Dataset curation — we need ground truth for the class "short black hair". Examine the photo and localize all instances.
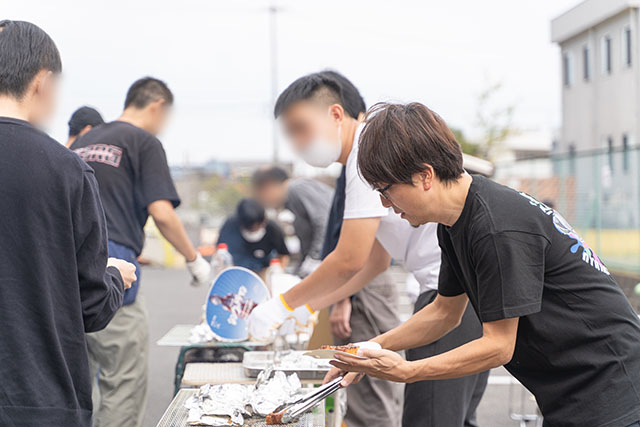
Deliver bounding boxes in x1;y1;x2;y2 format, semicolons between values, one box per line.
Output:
68;106;104;137
252;166;289;189
236;198;266;229
0;20;61;99
274;70;366;119
124;77;173;109
358;102;464;188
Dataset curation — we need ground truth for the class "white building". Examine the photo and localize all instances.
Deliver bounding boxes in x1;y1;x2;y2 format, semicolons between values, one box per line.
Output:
552;0;638;154
551;0;640;231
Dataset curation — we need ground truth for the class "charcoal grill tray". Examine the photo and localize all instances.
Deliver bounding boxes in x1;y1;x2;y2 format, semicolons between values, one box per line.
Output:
155;389;325;427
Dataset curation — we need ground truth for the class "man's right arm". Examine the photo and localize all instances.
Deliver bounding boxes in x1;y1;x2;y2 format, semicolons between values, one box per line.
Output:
373;293;469;351
148;199;198;261
282;216;382;308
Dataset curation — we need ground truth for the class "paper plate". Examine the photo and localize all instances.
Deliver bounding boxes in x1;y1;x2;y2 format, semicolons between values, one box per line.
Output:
303;341;381;360
205;267;270;342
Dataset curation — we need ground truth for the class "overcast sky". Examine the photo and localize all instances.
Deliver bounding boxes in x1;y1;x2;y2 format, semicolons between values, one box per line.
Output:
3;0;579;166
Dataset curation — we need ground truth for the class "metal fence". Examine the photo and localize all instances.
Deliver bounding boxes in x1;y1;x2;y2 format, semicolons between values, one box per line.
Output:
494;146;640;275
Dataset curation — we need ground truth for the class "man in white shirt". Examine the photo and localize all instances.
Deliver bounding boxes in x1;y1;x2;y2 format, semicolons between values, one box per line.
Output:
250;70;402;427
248;71;488;426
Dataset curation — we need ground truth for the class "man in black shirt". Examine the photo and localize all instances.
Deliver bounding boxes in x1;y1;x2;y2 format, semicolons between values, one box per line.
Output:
327;102;640;427
71;77;211;427
218;198;290;273
0;20;136;426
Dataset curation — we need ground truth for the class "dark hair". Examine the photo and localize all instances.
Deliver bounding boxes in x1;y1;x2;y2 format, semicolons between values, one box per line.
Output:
124;77;173;109
236;198;265;229
274;70;366;119
0;20;61;99
358;102;464;188
252;166;289;189
68;106;104;136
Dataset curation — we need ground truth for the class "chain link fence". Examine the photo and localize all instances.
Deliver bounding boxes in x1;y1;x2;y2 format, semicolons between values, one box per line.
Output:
494;146;640;275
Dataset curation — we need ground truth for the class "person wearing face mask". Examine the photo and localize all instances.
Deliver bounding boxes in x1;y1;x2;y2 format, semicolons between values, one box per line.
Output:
248;71;404;427
218;198;290;274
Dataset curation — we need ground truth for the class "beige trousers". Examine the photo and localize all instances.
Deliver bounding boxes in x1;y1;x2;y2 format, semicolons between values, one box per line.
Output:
86;295;149;427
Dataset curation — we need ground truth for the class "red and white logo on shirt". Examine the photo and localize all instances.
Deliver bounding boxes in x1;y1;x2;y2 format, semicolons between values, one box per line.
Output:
74;144;122;168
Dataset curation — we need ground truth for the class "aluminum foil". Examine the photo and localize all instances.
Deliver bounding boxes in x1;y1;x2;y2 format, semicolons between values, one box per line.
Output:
189;321;216;344
184;371;302;426
275;352;331;370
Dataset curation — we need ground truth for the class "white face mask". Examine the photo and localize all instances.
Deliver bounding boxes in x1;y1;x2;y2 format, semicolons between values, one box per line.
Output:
242;227;266;242
299;109;342;168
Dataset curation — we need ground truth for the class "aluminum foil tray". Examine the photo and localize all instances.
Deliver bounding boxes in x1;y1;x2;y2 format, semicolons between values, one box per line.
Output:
242;351;331;380
156;389;324;427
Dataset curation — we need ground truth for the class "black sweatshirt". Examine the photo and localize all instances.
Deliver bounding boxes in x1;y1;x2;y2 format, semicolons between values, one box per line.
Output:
0;117;124;426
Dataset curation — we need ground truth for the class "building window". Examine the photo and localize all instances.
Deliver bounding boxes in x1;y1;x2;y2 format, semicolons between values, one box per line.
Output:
602;35;612;74
607;136;614;172
623;133;630;172
563;52;573;87
623;26;632;67
583;45;590;81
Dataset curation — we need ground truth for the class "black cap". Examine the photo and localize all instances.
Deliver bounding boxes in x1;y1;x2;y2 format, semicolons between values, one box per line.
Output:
68;106;104;137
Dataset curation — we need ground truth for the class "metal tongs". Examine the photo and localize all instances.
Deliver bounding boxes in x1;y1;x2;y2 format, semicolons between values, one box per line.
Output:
271;376;343;424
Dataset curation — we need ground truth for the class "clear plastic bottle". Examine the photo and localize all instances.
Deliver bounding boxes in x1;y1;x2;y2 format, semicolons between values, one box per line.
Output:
266;258;284;294
211;243;233;276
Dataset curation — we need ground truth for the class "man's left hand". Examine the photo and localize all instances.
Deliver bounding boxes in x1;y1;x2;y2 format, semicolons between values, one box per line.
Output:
329;348;414;383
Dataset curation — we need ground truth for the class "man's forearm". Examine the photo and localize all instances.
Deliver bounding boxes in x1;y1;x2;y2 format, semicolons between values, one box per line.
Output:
373;297;465;351
404;336;509;382
283;250;360;308
153;211;197;261
307;255;386;311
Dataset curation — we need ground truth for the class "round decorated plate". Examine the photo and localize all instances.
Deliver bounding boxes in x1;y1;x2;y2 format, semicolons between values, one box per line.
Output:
205;267;270;342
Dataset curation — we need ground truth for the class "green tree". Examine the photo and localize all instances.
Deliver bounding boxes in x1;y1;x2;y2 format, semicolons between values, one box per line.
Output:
475;81;518;161
451;127;480;156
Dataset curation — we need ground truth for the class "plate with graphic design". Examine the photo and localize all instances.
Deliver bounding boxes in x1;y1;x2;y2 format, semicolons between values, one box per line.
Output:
205;267;270;342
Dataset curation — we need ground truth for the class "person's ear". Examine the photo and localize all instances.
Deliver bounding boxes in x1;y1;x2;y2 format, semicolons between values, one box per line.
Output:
328;104;345;123
31;70;53;98
419;165;434;191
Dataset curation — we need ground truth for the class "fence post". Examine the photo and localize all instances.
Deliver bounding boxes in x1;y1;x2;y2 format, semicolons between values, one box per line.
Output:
594;152;602;255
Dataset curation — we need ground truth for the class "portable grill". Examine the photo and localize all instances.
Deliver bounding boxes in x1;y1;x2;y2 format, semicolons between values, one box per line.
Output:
155;389;325;427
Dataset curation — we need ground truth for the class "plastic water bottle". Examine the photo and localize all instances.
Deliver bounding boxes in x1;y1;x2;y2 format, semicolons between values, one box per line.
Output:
266;258;284;294
211;243;233;276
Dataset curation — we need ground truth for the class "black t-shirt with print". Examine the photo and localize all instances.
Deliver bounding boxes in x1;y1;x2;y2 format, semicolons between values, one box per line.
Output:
438;175;640;427
71;121;180;255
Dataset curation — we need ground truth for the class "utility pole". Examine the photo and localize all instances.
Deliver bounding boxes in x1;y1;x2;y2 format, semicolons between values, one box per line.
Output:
269;3;280;163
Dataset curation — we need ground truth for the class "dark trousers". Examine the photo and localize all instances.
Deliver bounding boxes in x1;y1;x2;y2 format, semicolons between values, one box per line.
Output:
402;290;489;427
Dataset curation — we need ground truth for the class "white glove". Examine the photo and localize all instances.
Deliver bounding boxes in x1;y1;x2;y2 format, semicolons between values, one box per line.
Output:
248;295;294;342
186;253;211;287
280;304;316;335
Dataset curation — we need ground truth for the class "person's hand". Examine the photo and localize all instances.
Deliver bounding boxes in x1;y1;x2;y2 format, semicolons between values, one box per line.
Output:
322;367;365;388
247;295;294;342
279;304;315;335
107;258;137;290
330;298;352;340
186;253;211;287
329;348;414;383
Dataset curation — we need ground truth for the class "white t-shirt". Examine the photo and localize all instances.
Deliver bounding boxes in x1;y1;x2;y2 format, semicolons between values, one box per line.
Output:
377;214;441;293
343;125;390;220
342;124;441;293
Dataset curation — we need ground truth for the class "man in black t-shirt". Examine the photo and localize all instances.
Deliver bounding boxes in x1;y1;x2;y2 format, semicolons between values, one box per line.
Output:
218;198;290;273
0;20;136;427
71;78;211;427
326;102;640;427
